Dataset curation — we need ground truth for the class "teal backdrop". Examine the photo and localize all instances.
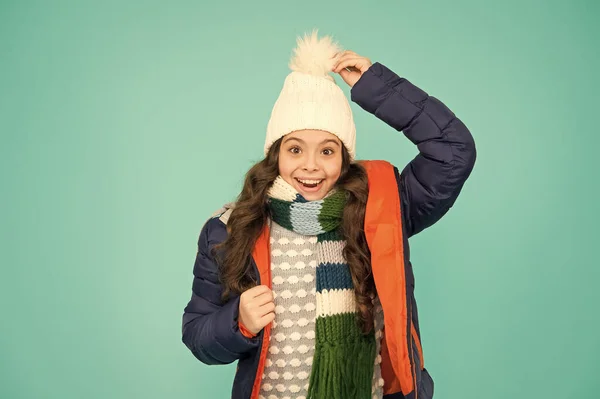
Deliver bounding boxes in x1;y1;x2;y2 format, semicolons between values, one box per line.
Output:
1;0;599;398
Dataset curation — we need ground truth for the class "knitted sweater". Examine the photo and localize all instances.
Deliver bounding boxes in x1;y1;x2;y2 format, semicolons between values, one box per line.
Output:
258;220;385;399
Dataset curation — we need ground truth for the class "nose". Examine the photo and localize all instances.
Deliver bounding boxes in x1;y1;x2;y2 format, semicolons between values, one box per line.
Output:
302;153;319;171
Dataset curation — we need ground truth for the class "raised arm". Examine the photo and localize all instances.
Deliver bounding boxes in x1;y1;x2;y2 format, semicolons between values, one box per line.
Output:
351;62;476;237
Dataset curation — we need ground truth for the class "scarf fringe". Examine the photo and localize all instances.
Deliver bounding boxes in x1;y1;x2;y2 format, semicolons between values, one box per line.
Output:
306;334;376;399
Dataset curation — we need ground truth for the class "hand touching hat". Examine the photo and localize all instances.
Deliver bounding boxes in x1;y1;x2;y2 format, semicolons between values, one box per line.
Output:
331;50;373;88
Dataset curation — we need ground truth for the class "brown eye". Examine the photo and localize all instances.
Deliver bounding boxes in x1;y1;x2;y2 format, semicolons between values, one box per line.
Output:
322;148;334;156
289;146;301;154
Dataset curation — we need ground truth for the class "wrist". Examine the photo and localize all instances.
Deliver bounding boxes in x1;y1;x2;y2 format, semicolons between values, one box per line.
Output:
238;319;257;338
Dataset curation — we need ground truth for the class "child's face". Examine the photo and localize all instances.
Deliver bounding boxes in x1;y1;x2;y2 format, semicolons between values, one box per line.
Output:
278;129;343;201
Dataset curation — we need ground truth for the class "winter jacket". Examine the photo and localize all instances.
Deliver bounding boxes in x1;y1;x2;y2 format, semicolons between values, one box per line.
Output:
181;62;477;399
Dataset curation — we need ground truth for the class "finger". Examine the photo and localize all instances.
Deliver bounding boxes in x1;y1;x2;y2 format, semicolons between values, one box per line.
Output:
340;59;370;73
332;53;353;66
331;50;349;57
332;51;359;64
331;52;355;67
247;284;270;297
337;50;357;56
334;57;366;72
330;52;344;66
253;290;274;306
258;301;276;316
338;68;359;86
338;68;353;80
260;311;276;325
334;55;362;67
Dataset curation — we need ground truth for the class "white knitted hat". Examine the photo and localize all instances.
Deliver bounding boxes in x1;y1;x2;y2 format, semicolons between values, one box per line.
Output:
264;29;356;160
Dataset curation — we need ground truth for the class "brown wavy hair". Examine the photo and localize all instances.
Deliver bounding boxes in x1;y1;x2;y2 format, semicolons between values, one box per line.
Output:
212;137;377;334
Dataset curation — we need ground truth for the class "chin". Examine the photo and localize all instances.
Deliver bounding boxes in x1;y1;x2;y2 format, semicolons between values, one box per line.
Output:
303;193;325;201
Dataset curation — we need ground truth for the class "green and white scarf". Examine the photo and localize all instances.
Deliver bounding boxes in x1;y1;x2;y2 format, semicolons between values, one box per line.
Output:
266;176;376;399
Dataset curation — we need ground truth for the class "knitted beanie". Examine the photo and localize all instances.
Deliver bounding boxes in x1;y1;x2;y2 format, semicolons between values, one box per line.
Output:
264;29;357;160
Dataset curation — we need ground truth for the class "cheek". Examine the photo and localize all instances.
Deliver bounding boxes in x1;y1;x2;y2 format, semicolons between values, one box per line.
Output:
278;154;294;177
325;159;343;180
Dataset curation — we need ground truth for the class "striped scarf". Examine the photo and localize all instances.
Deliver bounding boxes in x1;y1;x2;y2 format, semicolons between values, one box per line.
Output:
266;176;376;399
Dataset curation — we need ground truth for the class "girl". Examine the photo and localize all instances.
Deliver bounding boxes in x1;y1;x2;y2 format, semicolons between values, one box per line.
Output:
182;30;476;399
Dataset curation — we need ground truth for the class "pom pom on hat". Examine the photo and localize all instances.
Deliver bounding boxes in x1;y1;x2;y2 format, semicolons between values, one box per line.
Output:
265;29;357;159
288;29;342;82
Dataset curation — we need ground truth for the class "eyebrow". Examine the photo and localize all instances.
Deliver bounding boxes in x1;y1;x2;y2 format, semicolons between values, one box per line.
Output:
283;137;341;147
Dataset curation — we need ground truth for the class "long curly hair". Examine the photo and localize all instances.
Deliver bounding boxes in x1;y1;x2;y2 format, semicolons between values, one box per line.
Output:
212;137;377;334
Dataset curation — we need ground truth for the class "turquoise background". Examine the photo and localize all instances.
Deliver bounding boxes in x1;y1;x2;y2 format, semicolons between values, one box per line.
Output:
1;0;599;398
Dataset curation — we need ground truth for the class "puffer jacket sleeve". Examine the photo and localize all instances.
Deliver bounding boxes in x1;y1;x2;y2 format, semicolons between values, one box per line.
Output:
350;62;477;238
181;217;260;365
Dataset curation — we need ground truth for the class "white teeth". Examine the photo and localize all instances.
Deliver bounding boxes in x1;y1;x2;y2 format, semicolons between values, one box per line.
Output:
297;179;323;185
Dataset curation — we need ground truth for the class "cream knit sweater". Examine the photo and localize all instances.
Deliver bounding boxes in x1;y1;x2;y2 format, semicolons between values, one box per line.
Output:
258;220;385;399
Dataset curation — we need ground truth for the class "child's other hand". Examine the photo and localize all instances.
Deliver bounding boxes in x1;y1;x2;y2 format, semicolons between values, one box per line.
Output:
331;50;373;88
238;285;275;335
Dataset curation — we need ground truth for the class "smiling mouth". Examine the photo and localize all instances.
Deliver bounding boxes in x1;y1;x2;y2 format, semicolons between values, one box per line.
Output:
295;178;324;189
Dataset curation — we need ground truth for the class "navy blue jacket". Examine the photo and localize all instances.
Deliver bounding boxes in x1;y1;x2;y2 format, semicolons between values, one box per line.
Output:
181;62;476;398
